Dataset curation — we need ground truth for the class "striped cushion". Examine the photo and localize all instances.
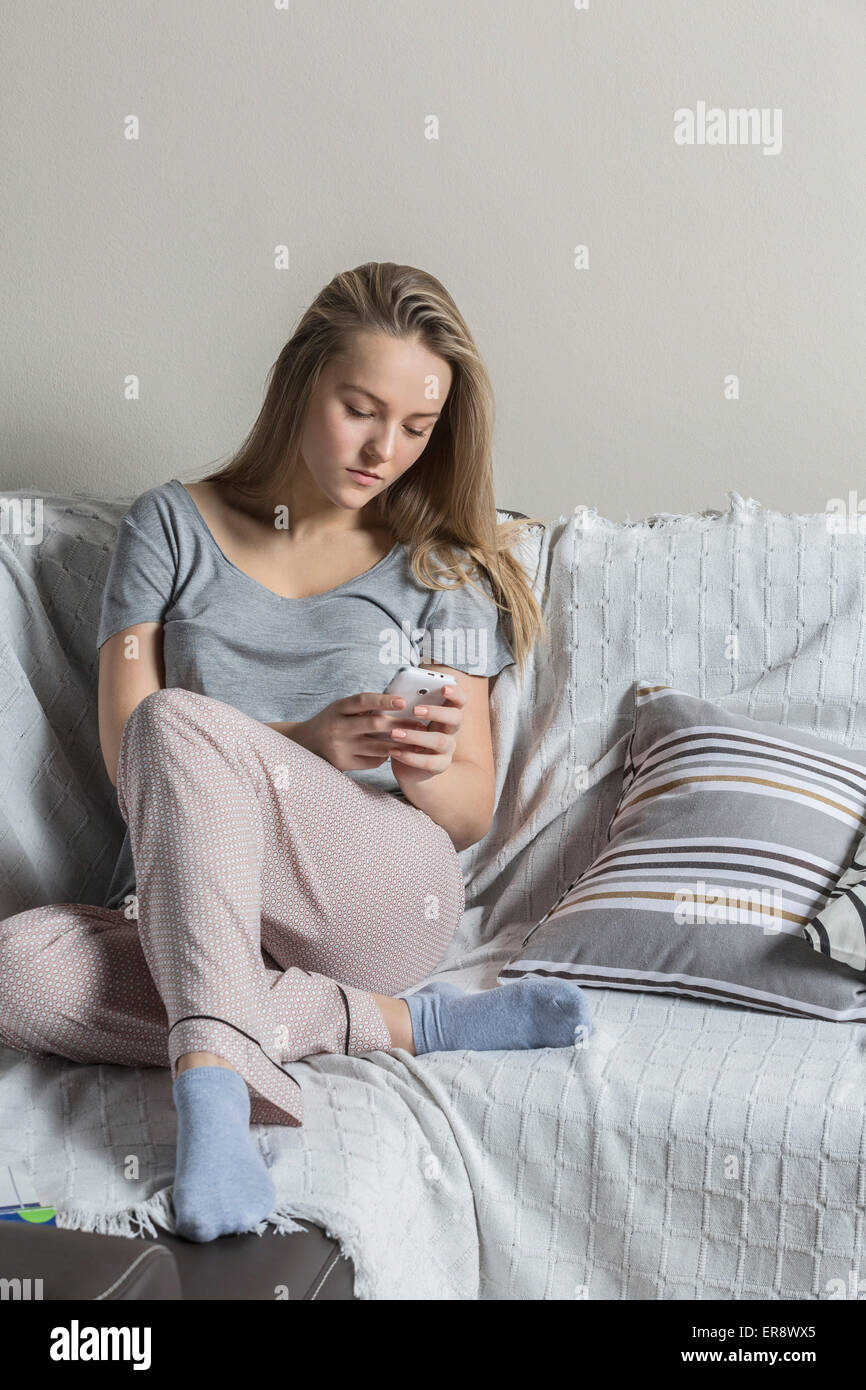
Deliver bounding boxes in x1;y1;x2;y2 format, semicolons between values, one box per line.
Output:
501;679;866;1020
804;835;866;971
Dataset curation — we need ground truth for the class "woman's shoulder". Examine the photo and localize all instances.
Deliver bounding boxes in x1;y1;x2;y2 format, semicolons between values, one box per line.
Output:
119;479;183;531
110;480;192;577
392;538;497;608
418;547;515;676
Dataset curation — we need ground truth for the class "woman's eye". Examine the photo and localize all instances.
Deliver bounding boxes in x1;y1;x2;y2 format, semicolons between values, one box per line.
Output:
344;405;427;439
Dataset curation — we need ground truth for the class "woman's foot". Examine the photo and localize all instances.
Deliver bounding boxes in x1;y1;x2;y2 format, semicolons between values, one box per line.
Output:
402;976;593;1055
171;1065;275;1243
374;980;467;1053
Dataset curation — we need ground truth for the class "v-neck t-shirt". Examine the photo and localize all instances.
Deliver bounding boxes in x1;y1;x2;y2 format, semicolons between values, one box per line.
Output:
95;479;516;908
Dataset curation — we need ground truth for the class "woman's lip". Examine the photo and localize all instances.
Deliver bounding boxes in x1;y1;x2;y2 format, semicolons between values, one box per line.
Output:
346;467;380;485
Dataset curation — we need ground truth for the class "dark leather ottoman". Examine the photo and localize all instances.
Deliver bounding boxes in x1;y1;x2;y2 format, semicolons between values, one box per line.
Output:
0;1218;356;1300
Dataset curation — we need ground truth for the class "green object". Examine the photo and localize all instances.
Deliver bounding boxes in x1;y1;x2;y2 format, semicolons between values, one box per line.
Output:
0;1206;56;1224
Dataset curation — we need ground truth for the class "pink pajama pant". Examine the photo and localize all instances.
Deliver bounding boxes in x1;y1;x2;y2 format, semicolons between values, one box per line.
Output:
0;688;465;1126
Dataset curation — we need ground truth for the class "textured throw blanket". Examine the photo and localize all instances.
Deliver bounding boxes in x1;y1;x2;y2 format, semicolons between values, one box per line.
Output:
2;490;866;1299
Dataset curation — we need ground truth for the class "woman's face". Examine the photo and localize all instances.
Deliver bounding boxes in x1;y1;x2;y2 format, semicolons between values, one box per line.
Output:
298;331;453;510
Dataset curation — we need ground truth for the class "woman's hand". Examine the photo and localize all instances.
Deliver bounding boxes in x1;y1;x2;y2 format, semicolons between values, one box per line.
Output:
290;690;414;771
290;684;467;781
383;682;468;791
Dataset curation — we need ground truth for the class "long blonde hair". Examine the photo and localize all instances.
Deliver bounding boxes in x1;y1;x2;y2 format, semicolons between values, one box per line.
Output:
197;262;547;672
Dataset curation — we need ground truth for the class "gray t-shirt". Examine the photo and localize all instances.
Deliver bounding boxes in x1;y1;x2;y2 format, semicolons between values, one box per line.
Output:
96;479;516;908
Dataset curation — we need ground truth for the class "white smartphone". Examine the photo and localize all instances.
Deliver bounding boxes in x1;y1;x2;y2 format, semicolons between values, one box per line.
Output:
382;666;457;728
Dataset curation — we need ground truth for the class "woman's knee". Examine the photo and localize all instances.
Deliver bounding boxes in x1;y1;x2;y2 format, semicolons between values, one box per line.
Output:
116;688;221;809
124;686;205;743
122;688;250;761
0;904;55;970
118;688;190;775
0;904;135;1057
0;906;70;1051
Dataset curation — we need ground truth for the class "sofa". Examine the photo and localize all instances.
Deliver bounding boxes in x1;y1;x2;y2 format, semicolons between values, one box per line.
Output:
0;490;527;1302
2;486;866;1300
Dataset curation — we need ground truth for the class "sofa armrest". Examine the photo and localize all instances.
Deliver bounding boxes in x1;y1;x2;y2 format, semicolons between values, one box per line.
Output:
0;1218;356;1300
0;1221;181;1300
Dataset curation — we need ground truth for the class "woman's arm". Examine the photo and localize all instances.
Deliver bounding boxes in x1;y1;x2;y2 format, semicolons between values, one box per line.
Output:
97;621;166;786
264;719;304;740
388;665;497;853
265;669;497;852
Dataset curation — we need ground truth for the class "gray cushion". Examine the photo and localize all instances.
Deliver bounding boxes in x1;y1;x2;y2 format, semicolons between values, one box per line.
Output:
502;679;866;1020
804;831;866;972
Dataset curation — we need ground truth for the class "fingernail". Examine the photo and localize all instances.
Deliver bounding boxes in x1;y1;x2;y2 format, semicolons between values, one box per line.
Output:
415;706;428;715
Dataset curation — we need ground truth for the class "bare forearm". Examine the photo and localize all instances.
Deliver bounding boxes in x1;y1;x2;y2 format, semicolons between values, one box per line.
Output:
398;759;494;853
263;719;492;851
264;720;304;741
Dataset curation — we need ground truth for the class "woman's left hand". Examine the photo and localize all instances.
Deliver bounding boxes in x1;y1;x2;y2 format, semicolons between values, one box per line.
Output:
387;682;467;788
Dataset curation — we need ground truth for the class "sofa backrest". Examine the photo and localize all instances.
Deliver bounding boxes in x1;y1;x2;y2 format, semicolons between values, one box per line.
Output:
461;493;866;939
0;491;535;914
5;490;866;928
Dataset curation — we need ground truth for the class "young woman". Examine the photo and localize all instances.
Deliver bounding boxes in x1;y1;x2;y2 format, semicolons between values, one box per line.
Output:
0;262;592;1242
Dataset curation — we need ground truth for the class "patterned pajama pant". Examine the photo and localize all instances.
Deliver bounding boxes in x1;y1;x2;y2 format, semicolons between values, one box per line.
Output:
0;688;465;1126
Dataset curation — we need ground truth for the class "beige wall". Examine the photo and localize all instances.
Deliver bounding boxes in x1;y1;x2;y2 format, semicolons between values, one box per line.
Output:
3;1;863;523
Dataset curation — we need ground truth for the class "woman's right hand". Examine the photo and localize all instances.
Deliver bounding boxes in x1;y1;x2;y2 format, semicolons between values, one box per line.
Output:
291;691;413;771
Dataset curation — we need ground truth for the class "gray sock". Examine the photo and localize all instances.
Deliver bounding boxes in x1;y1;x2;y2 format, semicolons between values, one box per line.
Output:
172;1065;276;1243
405;976;593;1055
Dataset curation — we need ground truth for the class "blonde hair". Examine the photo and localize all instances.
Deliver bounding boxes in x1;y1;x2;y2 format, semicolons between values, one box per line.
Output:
197;261;547;672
